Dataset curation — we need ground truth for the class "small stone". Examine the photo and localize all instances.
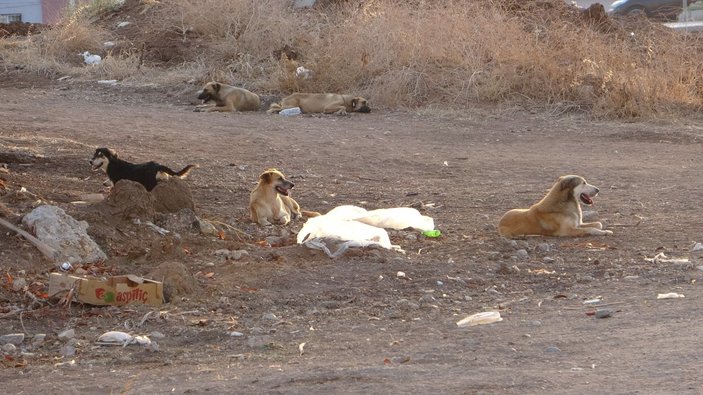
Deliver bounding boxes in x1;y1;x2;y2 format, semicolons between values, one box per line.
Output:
693;243;703;253
623;275;639;281
536;243;551;254
265;236;283;246
697;265;703;272
58;329;75;341
543;256;555;263
515;249;529;260
228;331;244;337
11;277;26;292
530;320;542;327
261;313;278;321
595;309;613;319
60;344;76;357
74;268;88;275
545;346;561;353
198;218;219;236
464;295;473;301
0;333;25;345
436;280;444;287
397;299;420;310
404;233;417;242
149;331;166;339
32;334;46;344
2;343;16;353
418;294;436;304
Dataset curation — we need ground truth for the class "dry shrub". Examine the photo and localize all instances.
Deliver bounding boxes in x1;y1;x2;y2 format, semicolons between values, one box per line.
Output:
2;0;703;118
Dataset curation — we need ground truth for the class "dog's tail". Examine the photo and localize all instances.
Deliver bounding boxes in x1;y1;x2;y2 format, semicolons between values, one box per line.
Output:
267;103;282;114
174;164;198;178
301;210;321;218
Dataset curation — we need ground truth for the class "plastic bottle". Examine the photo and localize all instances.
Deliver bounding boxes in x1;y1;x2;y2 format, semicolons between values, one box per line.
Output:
279;107;302;116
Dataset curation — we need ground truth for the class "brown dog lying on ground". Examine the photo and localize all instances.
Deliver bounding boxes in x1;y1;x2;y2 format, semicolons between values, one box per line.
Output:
498;175;613;238
249;169;320;226
267;93;371;115
195;82;261;112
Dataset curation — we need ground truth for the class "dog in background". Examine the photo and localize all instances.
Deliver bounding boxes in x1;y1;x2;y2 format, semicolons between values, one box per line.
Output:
195;82;261;112
249;169;320;226
498;175;613;238
267;93;371;115
90;148;196;191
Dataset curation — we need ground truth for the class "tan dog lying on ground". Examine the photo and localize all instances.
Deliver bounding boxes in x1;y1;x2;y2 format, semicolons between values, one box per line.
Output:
195;82;260;112
267;93;371;115
498;175;613;238
249;169;320;226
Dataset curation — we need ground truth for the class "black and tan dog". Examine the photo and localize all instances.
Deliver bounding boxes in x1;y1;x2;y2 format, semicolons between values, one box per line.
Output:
90;148;196;191
267;93;371;115
498;175;613;238
249;169;320;226
195;82;261;112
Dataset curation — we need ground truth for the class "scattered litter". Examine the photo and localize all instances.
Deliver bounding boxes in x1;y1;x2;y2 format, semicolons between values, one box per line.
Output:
80;51;101;65
583;298;601;305
97;80;118;86
296;66;313;79
117;21;131;28
422;229;441;238
396;271;407;279
133;218;169;236
103;41;115;49
57;76;71;81
298;342;306;356
279;107;302;116
456;311;502;327
96;331;156;350
54;359;76;368
228;331;244;337
60;262;73;271
644;252;689;265
657;293;685;299
49;273;164;306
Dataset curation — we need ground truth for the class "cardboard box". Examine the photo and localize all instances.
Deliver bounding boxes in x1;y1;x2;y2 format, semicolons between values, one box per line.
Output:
49;273;164;306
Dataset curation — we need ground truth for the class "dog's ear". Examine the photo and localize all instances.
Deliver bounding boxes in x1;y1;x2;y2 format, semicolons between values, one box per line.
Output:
351;98;358;109
107;148;118;158
260;171;272;183
213;83;221;93
559;176;580;191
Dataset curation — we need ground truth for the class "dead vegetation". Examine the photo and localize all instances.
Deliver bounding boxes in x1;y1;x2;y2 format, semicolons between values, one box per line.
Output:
1;0;703;117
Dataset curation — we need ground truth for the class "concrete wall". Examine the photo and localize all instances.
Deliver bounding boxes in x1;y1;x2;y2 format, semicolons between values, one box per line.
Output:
0;0;43;23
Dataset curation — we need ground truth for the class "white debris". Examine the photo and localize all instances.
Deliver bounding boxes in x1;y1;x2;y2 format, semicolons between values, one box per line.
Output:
296;66;313;79
456;311;503;327
80;51;102;65
97;80;118;86
96;331;153;348
117;21;131;28
657;293;685;300
644;252;689;265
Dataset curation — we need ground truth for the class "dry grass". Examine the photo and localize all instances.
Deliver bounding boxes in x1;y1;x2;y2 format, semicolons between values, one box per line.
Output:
2;0;703;117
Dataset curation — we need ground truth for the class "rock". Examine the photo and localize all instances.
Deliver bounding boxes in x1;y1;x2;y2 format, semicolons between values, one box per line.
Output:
247;335;273;349
261;313;278;321
22;205;107;264
32;334;46;345
117;21;131;28
197;218;218;236
58;329;75;341
515;249;529;260
149;331;166;339
692;242;703;253
397;299;420;310
228;331;244;337
60;344;76;357
157;208;199;234
0;333;25;345
11;277;26;292
404;233;417;242
2;343;16;353
582;210;598;222
536;243;551;254
595;309;613;319
418;294;436;305
213;249;248;260
265;236;283;246
545;346;561;353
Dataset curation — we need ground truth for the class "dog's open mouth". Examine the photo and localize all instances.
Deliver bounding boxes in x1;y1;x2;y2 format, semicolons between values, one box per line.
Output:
275;186;290;196
90;161;101;171
579;193;594;205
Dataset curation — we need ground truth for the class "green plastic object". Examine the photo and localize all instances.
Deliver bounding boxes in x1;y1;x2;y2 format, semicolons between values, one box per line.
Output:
422;230;441;238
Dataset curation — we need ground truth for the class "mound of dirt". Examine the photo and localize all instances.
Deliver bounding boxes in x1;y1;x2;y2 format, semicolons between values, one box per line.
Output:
152;178;195;213
104;179;156;220
146;260;198;302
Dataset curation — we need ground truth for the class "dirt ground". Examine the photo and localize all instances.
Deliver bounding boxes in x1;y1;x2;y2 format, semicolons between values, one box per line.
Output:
1;71;702;394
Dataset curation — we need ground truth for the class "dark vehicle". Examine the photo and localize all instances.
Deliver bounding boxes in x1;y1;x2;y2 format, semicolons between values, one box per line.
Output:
609;0;694;20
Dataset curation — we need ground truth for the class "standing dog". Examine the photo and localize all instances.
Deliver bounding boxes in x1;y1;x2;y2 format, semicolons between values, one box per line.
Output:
90;148;196;191
249;169;320;226
195;82;261;112
267;93;371;115
498;175;613;238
